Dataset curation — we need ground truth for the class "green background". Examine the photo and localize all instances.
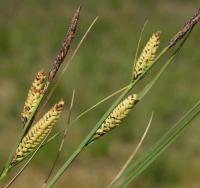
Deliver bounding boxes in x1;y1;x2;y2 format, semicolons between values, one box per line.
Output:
0;0;200;187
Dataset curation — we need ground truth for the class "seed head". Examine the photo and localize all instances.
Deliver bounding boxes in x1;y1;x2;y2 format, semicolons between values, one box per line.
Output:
133;31;161;80
169;8;200;48
13;100;65;164
90;94;139;143
48;6;81;81
21;69;46;125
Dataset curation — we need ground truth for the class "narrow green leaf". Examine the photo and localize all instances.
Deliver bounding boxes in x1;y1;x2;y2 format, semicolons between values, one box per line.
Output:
119;99;200;188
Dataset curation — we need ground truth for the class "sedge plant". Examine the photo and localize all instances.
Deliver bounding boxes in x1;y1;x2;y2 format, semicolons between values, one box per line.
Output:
0;5;200;188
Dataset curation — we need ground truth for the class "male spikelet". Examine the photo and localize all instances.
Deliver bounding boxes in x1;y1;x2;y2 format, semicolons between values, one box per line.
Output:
133;31;161;80
48;6;81;81
169;8;200;48
20;69;46;125
89;94;139;143
12;100;65;164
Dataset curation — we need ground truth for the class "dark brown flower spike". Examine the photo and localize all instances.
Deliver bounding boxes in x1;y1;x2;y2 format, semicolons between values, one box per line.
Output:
48;6;81;81
169;8;200;48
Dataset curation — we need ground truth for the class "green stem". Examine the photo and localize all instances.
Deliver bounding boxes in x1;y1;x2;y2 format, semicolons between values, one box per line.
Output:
0;167;10;185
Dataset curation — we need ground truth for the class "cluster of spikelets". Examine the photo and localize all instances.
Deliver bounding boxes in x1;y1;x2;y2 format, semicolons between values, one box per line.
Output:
133;31;161;80
88;32;161;144
20;69;46;125
11;7;81;166
89;94;139;143
14;6;80;164
12;99;65;164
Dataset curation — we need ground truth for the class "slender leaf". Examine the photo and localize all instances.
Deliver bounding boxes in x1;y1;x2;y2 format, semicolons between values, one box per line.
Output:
119;99;200;188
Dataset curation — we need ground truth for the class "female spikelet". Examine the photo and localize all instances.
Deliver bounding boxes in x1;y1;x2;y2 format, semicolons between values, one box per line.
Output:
20;69;46;124
133;31;161;80
13;100;64;164
90;94;139;143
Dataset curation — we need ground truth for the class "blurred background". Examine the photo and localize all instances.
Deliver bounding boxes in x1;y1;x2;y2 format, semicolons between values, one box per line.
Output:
0;0;200;187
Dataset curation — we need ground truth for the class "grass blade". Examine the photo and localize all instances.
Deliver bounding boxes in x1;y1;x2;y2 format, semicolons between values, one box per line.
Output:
132;20;148;80
44;90;75;185
119;99;200;188
108;112;153;187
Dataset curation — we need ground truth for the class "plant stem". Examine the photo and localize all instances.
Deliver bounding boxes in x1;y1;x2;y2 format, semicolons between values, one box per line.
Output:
0;167;10;185
108;112;153;187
